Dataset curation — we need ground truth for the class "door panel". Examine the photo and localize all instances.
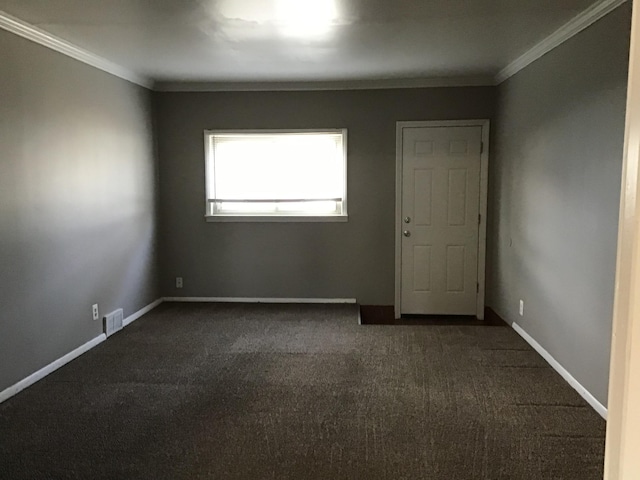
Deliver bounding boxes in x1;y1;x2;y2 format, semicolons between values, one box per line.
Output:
413;169;433;226
446;245;465;292
447;169;468;226
401;126;482;315
413;246;432;291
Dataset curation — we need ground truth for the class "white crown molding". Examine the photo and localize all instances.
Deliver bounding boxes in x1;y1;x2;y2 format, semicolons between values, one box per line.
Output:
0;11;153;89
1;0;626;93
152;75;495;92
495;0;628;84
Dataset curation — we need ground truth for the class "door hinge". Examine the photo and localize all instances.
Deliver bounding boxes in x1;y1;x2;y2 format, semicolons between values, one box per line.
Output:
477;282;480;293
478;214;481;225
480;142;484;154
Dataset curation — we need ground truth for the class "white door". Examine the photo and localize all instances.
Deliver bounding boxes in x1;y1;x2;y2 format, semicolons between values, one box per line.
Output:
400;125;483;315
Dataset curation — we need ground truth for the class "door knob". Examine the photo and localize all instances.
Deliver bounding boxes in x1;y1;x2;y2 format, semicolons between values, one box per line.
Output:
404;216;411;224
403;230;411;237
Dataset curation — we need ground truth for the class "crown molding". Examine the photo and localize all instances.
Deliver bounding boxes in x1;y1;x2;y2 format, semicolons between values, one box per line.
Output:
0;11;153;89
152;75;495;92
1;0;626;93
495;0;628;84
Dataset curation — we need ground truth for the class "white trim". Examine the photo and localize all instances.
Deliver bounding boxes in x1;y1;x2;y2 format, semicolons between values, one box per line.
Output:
163;297;357;304
511;321;608;419
394;119;490;320
477;123;490;320
0;298;163;405
205;215;348;223
153;76;495;92
203;128;348;220
0;11;152;89
395;124;404;320
123;298;164;327
605;0;640;475
0;1;626;92
0;334;106;404
495;0;628;84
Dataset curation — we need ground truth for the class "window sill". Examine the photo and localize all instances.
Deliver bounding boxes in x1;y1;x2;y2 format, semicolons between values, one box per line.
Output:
205;215;348;223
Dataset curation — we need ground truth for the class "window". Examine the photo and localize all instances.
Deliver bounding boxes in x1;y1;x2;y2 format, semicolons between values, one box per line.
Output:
204;129;347;221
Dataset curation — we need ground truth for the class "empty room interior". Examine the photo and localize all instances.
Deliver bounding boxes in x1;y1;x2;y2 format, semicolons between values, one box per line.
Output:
1;0;639;478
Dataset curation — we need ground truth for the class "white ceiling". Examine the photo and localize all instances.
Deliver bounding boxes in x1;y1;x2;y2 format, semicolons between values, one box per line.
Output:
0;0;606;86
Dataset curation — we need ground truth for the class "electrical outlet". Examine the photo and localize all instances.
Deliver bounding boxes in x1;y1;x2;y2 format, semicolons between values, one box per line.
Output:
519;300;524;316
176;277;183;288
92;304;99;321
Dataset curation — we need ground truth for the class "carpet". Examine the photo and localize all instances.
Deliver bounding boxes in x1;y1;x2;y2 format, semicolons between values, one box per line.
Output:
0;303;606;479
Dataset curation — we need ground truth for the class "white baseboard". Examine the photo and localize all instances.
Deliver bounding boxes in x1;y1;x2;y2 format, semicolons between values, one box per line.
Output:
0;334;106;404
123;298;163;327
163;297;357;304
511;321;608;419
0;298;164;405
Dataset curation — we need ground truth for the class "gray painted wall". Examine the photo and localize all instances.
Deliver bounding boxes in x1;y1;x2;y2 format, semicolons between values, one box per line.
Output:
0;30;159;392
487;3;631;405
1;1;627;409
155;88;495;304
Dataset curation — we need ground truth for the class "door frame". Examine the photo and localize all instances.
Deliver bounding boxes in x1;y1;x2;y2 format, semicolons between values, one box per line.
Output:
605;0;640;477
394;119;490;320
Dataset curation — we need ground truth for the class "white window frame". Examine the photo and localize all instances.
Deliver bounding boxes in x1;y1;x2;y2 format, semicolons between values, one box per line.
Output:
204;129;348;222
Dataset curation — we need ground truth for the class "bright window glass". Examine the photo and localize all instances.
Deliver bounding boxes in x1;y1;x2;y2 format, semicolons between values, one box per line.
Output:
205;130;347;218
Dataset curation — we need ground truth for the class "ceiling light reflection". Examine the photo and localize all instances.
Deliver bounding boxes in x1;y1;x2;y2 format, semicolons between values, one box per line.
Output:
276;0;338;38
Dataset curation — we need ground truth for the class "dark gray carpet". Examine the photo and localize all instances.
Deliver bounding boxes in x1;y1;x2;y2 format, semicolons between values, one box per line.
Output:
0;303;606;479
